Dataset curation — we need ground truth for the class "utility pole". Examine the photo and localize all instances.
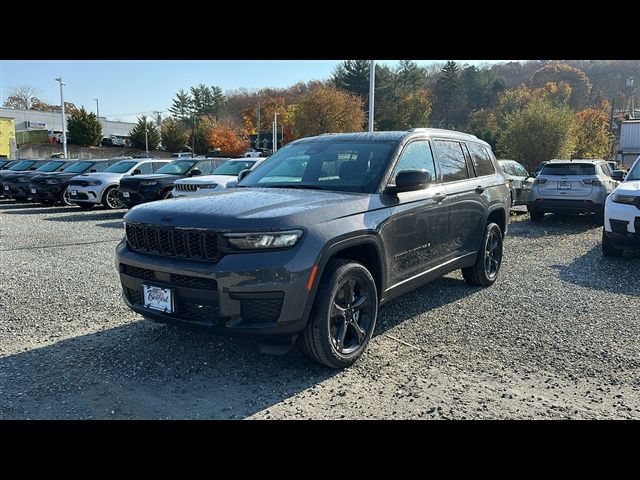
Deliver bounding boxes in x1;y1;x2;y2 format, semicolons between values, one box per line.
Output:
256;103;261;150
368;60;375;132
144;119;149;157
55;78;68;158
273;112;279;153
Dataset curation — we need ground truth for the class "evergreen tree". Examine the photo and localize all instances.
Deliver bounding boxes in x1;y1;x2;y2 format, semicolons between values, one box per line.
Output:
67;106;102;146
129;116;160;151
432;61;464;128
169;89;193;120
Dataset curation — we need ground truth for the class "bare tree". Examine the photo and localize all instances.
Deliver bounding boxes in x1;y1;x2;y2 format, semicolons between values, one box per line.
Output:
3;85;40;109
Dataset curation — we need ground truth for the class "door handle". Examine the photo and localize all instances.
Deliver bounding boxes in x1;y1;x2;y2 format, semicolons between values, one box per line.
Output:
433;192;447;203
475;186;485;194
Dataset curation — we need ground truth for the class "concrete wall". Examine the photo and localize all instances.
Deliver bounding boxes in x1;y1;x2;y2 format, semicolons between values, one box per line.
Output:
14;144;173;160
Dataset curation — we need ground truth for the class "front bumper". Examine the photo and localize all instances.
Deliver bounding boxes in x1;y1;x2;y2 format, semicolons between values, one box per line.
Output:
529;198;604;214
29;183;63;202
116;240;319;339
604;197;640;249
69;184;107;204
118;188;161;207
4;181;32;199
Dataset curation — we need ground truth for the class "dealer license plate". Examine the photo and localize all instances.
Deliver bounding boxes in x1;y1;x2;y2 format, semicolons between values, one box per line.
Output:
143;285;173;313
31;188;36;194
70;190;78;196
3;185;8;190
122;191;130;198
558;181;572;190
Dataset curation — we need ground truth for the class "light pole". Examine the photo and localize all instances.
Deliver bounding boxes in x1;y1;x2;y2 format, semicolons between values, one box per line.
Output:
256;103;261;151
93;98;99;121
368;60;375;132
273;111;279;153
55;77;68;158
144;120;149;157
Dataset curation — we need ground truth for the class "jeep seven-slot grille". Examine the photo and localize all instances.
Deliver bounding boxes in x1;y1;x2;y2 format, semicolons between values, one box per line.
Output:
126;223;219;261
175;183;198;192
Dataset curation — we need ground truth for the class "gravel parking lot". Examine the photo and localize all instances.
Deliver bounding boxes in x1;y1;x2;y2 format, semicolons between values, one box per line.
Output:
1;199;639;419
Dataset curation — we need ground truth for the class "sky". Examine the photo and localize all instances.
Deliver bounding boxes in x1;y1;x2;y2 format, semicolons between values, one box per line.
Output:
0;60;515;123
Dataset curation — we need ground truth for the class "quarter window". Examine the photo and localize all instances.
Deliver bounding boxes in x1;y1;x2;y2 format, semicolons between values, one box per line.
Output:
434;140;469;182
392;141;436;182
467;143;496;177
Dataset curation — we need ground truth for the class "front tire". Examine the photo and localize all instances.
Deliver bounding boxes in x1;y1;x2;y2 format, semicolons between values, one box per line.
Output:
298;259;378;369
59;186;72;206
602;229;623;257
102;186;123;209
462;222;504;287
161;188;173;200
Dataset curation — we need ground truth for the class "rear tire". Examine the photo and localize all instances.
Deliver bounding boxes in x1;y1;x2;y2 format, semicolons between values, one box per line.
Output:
529;208;544;222
602;229;623;257
462;222;504;287
298;259;378;369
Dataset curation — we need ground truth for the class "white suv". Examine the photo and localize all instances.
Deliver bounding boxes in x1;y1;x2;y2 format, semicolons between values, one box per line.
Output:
172;158;265;198
602;156;640;256
68;159;170;209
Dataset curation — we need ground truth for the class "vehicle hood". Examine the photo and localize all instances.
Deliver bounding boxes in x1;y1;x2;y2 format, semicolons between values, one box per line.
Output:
174;174;237;186
614;180;640;196
73;172;124;182
0;169;31;180
124;187;376;230
121;174;181;182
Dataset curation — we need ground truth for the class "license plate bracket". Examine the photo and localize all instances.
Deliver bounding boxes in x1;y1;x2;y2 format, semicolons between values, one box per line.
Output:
143;285;173;313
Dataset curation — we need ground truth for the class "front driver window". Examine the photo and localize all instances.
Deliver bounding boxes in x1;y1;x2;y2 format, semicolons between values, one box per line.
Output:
392;141;436;183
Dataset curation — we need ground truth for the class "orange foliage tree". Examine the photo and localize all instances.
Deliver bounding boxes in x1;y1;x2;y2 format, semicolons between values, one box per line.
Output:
208;123;249;157
573;107;612;159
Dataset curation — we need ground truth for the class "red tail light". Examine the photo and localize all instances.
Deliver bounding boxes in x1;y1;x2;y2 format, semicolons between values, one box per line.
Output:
533;178;547;185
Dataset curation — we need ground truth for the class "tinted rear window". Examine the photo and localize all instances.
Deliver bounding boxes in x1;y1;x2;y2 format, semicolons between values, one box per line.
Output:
541;163;596;176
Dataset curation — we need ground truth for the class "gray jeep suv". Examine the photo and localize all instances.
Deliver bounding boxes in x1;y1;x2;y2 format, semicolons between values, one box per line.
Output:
116;129;510;368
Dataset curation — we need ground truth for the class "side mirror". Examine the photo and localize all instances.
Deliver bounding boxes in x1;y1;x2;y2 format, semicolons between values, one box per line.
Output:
386;170;432;194
528;172;536;179
237;169;251;182
131;169;142;175
190;168;201;177
611;170;626;181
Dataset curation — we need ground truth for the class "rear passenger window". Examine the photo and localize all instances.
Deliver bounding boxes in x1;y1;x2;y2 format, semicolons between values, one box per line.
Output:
196;161;213;175
513;163;528;177
467;143;496;177
93;163;108;172
502;163;517;176
434;140;469;182
599;164;611;176
152;162;166;172
138;162;154;174
392;141;436;182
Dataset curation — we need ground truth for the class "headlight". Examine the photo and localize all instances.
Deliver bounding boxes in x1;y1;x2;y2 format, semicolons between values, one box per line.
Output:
224;230;303;250
87;180;102;186
611;194;638;205
197;184;218;189
140;180;158;186
18;177;30;183
45;179;60;185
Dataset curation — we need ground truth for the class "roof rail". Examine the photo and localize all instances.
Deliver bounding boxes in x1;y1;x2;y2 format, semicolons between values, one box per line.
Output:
407;127;479;140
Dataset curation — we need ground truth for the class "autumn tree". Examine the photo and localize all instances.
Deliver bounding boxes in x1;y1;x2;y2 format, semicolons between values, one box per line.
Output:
30;98;77;113
66;107;102;146
291;85;365;137
129;116;160;150
161;118;188;153
573;107;612;159
530;63;592;109
2;85;39;109
498;99;576;171
208;123;249;157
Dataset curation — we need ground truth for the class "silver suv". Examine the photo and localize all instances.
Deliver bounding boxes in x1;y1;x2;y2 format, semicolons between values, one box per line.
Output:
528;159;620;223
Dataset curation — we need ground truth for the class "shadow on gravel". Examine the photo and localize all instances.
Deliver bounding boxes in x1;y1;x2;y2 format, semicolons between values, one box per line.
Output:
2;207;74;215
551;244;640;296
0;322;336;420
95;221;124;229
508;213;601;238
44;211;125;223
0;276;477;420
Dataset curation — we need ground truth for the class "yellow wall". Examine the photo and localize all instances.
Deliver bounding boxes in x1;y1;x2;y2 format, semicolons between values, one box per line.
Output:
0;117;16;158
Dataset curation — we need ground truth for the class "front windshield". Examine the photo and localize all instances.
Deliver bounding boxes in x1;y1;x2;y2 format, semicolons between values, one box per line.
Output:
36;161;65;172
626;159;640;181
105;161;138;173
63;161;94;173
212;160;256;176
238;141;396;193
9;160;36;171
156;160;196;175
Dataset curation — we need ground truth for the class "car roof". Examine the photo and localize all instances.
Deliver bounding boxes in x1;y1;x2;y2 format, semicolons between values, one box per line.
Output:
289;129;488;146
546;159;605;164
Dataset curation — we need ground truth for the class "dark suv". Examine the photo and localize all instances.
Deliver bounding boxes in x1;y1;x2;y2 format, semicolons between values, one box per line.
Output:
117;129;510;368
3;160;76;202
118;158;227;208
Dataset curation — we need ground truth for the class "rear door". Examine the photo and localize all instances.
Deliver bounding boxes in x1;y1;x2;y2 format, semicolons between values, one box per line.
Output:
510;161;533;203
434;140;487;259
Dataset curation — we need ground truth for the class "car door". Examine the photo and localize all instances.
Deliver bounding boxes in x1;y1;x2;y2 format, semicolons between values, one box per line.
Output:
433;140;487;260
387;140;449;286
511;161;533;204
